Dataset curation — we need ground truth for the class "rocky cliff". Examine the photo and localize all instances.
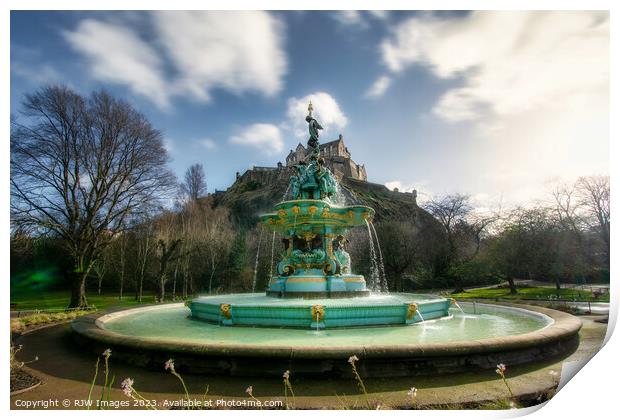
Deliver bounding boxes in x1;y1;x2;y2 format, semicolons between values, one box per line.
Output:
212;167;436;230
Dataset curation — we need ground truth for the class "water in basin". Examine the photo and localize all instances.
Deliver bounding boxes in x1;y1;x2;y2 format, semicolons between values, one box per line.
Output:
102;301;552;347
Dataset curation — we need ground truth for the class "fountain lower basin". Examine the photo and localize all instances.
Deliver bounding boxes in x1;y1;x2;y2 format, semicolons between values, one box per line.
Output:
72;299;582;378
188;293;450;329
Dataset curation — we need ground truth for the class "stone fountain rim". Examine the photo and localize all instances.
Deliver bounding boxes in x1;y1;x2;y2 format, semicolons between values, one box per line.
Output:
72;301;581;360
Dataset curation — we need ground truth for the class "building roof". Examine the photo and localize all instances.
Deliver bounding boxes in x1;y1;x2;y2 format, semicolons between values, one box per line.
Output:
319;136;343;150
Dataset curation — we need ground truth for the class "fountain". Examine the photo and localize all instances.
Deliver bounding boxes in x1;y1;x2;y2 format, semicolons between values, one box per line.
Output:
72;103;582;378
187;103;453;329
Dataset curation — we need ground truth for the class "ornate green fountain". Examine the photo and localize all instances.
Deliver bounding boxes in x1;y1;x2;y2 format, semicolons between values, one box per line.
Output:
188;103;453;329
260;102;374;298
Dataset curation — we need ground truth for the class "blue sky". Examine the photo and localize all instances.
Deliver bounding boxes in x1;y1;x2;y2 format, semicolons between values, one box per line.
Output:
10;11;609;208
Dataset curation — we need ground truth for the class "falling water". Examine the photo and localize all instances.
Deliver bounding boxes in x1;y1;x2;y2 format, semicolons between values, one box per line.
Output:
269;231;276;282
452;300;465;314
365;220;381;292
333;184;347;207
415;309;425;323
252;229;264;293
281;183;291;201
316;312;320;333
369;221;389;292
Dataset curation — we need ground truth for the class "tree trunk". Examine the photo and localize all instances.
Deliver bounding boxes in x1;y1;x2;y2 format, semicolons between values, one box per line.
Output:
452;276;465;294
507;276;518;294
555;279;561;298
172;264;178;301
159;273;167;302
69;271;89;308
209;254;217;294
119;273;124;301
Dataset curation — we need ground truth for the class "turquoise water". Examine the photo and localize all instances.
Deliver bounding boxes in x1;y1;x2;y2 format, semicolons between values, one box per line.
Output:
191;293;444;307
102;301;551;347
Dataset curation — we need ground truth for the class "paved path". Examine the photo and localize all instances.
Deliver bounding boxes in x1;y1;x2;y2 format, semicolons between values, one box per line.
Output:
10;314;608;410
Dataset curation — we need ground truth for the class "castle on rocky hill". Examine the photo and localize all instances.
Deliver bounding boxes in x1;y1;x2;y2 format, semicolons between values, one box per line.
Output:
285;134;367;182
227;133;416;206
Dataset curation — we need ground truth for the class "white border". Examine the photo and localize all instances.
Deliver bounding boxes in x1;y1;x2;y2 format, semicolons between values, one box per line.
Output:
3;1;616;419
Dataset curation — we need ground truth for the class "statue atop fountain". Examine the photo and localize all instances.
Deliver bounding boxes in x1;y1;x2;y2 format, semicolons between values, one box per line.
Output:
305;100;322;157
289;103;338;201
259;102;375;297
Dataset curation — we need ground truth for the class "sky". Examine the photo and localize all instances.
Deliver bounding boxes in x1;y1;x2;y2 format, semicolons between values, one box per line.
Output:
10;10;609;208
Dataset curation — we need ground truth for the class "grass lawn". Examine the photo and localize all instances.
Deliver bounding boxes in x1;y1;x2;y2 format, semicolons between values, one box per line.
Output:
451;286;609;302
10;290;163;311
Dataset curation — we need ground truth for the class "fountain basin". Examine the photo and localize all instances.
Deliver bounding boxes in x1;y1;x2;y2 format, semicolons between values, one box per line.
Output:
266;274;370;298
258;199;374;234
188;293;450;329
72;300;582;378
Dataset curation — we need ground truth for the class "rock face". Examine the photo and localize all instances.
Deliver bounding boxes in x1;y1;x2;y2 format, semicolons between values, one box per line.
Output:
213;167;433;229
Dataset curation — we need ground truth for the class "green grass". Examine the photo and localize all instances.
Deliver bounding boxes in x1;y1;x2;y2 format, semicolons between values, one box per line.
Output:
451;286;609;302
10;290;162;311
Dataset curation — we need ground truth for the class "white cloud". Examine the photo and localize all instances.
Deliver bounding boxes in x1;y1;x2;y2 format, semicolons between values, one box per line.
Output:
230;123;283;155
332;10;389;28
63;12;287;109
63;19;170;108
377;11;609;205
199;138;217;150
385;180;409;192
286;92;348;139
379;11;609;122
384;180;423;194
365;75;392;98
153;11;286;102
332;11;367;27
163;138;175;153
368;11;390;21
12;61;61;86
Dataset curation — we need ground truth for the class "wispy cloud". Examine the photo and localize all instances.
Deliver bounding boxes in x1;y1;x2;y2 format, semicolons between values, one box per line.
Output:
12;62;61;86
63;19;170;108
331;11;367;28
379;11;609;122
286;91;348;139
331;10;389;28
377;11;609;198
230;123;283;155
365;75;392;98
152;11;286;103
199;138;217;150
63;11;287;110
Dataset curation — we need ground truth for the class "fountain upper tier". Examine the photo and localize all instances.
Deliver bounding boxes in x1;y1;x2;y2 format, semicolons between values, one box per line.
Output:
259;199;375;236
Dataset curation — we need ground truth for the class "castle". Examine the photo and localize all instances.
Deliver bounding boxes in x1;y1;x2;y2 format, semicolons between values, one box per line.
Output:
285;134;367;182
234;134;368;184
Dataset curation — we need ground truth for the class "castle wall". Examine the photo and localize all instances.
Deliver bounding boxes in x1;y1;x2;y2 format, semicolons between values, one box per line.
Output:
284;136;366;182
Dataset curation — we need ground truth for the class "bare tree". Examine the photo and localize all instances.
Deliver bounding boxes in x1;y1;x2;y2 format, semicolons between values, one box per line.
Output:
203;207;234;293
11;86;176;307
375;221;420;292
181;163;207;201
576;175;610;264
93;249;108;295
425;194;496;292
153;211;187;301
134;218;154;302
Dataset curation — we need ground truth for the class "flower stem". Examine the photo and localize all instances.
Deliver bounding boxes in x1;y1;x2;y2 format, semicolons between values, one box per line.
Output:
86;357;100;410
